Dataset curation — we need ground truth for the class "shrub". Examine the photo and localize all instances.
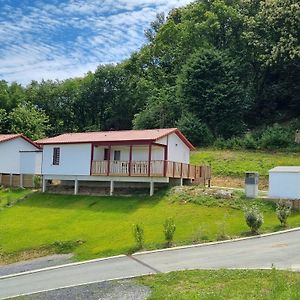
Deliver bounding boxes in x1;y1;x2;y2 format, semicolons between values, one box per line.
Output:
276;200;292;227
33;176;41;189
133;223;144;250
244;205;264;234
260;124;292;149
163;218;176;247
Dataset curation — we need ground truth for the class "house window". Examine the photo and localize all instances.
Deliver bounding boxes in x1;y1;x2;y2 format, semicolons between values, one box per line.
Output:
52;147;60;165
104;148;110;160
114;150;121;161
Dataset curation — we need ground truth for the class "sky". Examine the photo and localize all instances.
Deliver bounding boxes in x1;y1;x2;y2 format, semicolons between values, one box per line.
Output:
0;0;192;85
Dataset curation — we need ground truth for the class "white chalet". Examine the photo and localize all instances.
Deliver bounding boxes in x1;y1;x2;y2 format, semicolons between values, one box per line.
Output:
36;128;210;195
0;134;42;187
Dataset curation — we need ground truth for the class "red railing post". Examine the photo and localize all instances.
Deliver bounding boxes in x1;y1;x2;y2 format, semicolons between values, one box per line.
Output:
148;144;152;177
107;145;111;176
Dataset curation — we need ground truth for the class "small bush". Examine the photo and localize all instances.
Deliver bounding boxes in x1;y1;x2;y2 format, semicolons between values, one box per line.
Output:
133;223;144;250
164;218;176;247
276;200;292;227
260;124;292;149
33;176;41;189
244;205;264;234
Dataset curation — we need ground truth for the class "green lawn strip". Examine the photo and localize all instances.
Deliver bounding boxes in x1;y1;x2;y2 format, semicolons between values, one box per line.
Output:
1;188;300;264
137;269;300;299
191;149;300;177
0;188;33;209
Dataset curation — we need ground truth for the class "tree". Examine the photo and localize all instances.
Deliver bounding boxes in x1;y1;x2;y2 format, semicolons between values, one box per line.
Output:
0;109;8;133
176;112;213;146
133;87;181;129
242;0;300;66
177;48;252;138
8;103;50;140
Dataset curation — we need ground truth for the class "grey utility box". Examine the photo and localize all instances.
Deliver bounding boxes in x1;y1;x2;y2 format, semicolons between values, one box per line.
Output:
245;172;259;198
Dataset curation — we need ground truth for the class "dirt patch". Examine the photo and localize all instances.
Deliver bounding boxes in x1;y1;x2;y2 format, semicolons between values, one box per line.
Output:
0;248;55;265
212;176;268;190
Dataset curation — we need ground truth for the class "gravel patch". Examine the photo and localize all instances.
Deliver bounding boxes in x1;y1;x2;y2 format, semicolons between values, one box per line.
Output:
0;254;73;277
12;279;151;300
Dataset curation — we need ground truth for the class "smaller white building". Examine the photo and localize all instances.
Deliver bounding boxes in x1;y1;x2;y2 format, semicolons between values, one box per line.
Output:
269;166;300;199
0;134;42;187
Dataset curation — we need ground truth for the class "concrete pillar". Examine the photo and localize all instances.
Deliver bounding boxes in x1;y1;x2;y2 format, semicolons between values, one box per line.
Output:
74;178;79;195
9;174;13;187
150;181;154;196
42;177;46;193
179;178;183;186
110;181;114;196
20;174;23;188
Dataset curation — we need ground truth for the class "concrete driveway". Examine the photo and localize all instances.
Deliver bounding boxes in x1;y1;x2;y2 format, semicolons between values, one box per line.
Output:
1;229;300;299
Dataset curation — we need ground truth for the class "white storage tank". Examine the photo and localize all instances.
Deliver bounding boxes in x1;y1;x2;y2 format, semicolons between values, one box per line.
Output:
269;166;300;199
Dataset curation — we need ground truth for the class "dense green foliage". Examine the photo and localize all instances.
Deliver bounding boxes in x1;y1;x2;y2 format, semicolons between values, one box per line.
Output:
1;0;299;146
138;269;300;299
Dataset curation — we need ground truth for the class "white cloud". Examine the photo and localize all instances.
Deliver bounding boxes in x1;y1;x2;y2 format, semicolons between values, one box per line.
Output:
0;0;194;85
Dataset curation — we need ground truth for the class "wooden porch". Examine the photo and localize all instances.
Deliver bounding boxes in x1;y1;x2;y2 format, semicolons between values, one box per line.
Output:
91;160;211;185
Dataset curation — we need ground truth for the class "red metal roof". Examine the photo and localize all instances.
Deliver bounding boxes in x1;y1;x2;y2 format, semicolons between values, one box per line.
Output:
0;134;40;148
36;128;195;149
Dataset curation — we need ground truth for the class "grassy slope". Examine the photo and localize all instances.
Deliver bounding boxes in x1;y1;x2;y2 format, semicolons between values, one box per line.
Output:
0;188;32;208
191;149;300;177
1;188;300;263
138;269;300;299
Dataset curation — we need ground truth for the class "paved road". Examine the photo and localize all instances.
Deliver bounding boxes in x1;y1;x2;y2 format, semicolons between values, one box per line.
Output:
1;230;300;299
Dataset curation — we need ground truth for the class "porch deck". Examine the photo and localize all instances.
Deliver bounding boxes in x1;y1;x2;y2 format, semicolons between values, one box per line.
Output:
91;160;211;185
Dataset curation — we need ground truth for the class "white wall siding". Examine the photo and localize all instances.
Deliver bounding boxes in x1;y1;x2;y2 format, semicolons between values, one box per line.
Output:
93;145;164;161
0;138;38;174
42;144;92;176
166;133;190;163
20;151;42;175
269;172;300;199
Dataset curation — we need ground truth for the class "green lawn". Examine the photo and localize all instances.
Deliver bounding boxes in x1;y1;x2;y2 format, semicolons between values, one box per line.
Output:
1;187;300;264
138;269;300;299
191;149;300;177
0;188;32;208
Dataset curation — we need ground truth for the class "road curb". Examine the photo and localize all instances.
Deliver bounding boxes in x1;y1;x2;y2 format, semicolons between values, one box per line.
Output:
0;255;126;280
1;227;299;281
133;227;300;256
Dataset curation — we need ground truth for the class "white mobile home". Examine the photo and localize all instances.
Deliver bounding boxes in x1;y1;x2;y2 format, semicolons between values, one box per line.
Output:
0;134;42;187
37;128;211;195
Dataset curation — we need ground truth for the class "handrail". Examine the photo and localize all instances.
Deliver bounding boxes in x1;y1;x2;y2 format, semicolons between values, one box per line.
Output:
91;160;211;184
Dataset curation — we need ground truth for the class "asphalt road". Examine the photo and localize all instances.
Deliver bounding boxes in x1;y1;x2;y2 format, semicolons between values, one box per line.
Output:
1;229;300;299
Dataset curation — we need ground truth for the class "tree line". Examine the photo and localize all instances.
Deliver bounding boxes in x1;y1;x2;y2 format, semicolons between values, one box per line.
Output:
0;0;299;146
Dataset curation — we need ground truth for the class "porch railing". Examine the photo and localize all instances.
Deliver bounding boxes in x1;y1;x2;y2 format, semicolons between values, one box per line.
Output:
91;160;211;184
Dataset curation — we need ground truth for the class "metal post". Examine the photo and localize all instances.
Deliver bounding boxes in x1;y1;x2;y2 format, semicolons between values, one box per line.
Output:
42;177;46;193
74;178;78;195
150;181;154;196
20;174;23;188
110;181;114;196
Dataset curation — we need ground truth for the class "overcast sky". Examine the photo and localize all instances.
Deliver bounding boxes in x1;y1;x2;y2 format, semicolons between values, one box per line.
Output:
0;0;193;85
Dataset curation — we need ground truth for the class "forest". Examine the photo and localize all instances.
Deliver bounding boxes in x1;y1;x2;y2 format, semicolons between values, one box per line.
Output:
0;0;299;149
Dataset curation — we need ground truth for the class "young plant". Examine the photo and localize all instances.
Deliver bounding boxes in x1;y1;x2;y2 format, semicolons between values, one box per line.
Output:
164;218;176;247
244;205;264;234
276;200;292;227
133;223;144;250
